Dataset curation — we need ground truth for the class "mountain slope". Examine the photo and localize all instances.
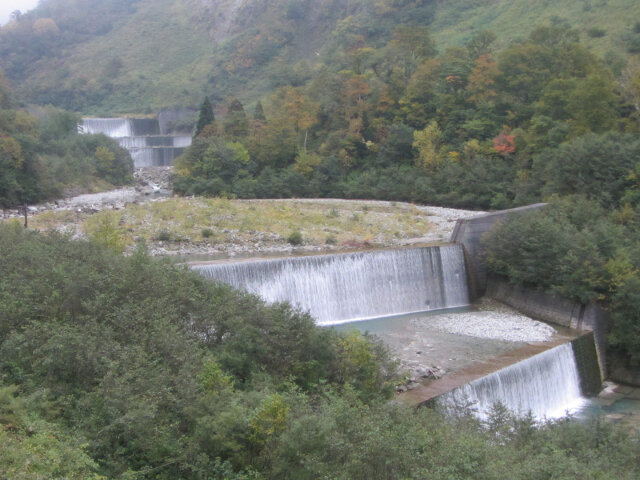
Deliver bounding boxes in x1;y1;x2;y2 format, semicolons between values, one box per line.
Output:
0;0;638;114
2;0;216;113
430;0;640;55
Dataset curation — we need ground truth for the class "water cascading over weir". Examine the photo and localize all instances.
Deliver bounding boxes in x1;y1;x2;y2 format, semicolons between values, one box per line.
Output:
193;240;602;419
193;245;470;326
79;117;191;167
431;340;595;420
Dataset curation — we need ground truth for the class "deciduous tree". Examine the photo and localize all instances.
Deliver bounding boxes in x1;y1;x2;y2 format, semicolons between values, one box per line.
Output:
413;121;442;170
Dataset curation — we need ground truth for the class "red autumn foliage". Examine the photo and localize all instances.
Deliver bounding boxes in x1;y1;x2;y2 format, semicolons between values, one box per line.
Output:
493;132;516;154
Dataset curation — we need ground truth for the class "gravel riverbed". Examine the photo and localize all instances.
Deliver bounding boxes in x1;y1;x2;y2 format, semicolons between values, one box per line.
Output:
427;299;556;343
370;299;558;384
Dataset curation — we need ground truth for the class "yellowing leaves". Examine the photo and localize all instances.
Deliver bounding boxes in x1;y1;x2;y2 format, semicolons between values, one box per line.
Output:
269;86;319;133
0;137;23;169
249;394;290;448
412;121;442;170
293;150;322;174
33;18;60;37
467;54;500;105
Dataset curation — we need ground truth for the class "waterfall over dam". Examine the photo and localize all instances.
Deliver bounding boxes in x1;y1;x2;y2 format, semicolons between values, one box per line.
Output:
79;117;191;168
194;242;602;419
193;245;470;326
434;341;592;420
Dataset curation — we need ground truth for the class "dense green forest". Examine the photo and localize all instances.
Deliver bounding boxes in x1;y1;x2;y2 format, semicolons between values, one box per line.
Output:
174;24;639;208
0;71;132;208
1;224;639;479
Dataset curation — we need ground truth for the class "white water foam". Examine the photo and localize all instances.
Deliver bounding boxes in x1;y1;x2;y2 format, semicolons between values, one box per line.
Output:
439;342;587;420
193;245;470;326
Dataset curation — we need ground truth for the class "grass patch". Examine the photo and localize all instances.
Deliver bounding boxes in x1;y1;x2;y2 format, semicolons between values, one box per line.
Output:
19;198;435;251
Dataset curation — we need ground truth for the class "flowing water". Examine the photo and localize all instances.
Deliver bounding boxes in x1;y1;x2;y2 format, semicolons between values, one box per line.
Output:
435;342;588;420
193;245;469;325
79;117;191;167
192;245;603;419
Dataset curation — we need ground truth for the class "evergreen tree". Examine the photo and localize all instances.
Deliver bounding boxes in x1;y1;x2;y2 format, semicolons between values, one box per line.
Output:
0;69;13;109
194;96;215;138
228;98;245;114
224;98;249;138
253;101;266;122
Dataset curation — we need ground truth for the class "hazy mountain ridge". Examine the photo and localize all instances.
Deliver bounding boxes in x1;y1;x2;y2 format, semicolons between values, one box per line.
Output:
0;0;638;114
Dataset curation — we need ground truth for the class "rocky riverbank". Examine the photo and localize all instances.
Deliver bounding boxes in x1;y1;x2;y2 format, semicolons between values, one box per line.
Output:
374;299;559;393
0;167;173;221
428;298;556;343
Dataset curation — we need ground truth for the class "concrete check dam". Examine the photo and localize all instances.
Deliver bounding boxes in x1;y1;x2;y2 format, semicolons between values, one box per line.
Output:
193;244;600;420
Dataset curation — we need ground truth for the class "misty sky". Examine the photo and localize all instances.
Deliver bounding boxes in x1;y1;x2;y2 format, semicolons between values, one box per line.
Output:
0;0;40;26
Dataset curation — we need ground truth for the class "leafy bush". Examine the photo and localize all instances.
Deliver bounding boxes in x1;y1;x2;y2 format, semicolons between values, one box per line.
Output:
154;229;172;241
0;225;398;477
287;230;303;245
483;198;620;303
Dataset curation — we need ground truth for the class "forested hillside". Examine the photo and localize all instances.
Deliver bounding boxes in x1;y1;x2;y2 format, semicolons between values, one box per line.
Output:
173;23;639;208
0;72;132;208
1;0;639;113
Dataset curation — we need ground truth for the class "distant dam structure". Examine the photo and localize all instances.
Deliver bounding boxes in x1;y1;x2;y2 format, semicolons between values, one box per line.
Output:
193;245;470;326
79;117;191;168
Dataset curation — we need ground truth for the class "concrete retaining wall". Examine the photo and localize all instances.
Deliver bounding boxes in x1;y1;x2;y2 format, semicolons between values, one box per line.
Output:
450;203;547;299
448;203;640;384
486;278;609;377
157;108;196;135
485;279;607;331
